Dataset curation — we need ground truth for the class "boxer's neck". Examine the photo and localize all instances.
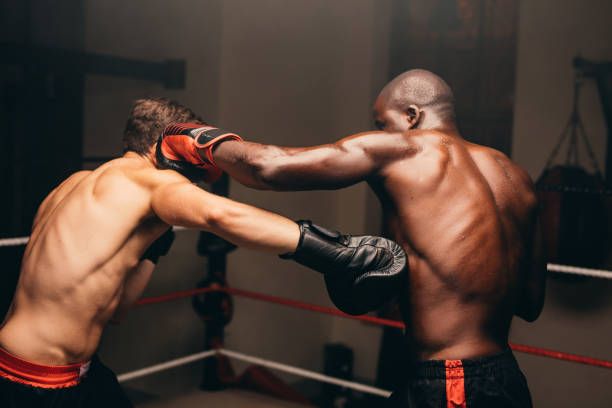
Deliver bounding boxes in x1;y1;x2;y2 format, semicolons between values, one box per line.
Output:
122;150;156;167
416;111;458;134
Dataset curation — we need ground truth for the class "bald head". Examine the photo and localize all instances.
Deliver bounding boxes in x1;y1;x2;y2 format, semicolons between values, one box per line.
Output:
376;69;455;129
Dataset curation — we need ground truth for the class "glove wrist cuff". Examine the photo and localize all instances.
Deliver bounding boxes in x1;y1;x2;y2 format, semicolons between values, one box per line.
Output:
279;220;347;274
194;128;243;166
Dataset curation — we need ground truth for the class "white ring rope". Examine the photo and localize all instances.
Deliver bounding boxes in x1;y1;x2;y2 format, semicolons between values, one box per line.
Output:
0;237;30;247
546;263;612;279
218;349;392;398
0;228;187;248
1;232;611;279
116;349;217;383
117;348;392;398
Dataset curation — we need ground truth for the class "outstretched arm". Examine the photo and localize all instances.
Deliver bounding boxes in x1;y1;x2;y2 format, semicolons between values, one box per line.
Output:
148;172;408;316
211;131;415;190
151;176;300;254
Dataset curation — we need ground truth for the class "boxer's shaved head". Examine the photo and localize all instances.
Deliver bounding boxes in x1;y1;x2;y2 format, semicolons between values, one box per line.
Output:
375;69;455;130
123;97;205;155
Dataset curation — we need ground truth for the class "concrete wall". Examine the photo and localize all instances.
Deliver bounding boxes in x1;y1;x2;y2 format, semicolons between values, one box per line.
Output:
216;0;391;383
511;1;612;407
83;0;391;400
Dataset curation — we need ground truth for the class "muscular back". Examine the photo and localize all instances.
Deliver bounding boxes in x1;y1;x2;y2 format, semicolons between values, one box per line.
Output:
1;152;302;366
375;131;539;359
1;158;169;364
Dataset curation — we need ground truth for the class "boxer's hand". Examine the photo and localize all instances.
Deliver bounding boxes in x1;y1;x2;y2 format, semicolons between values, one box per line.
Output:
141;228;175;264
280;220;407;315
155;123;242;182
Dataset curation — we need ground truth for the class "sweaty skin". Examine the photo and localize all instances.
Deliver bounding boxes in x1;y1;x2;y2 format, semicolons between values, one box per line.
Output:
0;151;300;365
210;106;545;361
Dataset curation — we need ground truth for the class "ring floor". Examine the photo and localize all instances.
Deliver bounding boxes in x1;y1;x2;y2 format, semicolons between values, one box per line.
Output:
136;389;310;408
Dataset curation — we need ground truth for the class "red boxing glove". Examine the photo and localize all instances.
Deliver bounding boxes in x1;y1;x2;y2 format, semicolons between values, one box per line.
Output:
156;123;242;182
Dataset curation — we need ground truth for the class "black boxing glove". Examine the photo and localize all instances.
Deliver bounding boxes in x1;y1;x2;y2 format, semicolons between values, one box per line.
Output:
156;123;242;182
280;220;407;315
141;228;175;264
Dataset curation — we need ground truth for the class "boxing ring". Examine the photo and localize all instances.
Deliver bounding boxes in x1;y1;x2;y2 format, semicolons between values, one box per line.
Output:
1;230;611;404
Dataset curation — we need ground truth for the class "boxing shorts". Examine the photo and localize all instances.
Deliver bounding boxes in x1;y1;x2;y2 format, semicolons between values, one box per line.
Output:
387;348;532;408
0;347;132;408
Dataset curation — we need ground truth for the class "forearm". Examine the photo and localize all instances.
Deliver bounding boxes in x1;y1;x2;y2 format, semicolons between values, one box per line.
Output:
152;182;300;254
110;261;155;324
212;137;379;190
515;265;546;322
203;198;300;254
213;140;343;190
212;140;283;189
516;213;546;322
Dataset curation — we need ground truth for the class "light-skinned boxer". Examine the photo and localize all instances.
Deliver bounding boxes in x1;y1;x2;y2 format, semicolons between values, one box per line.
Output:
0;97;406;408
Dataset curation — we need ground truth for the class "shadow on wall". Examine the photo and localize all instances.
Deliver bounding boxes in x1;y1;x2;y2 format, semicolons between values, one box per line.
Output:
547;276;612;311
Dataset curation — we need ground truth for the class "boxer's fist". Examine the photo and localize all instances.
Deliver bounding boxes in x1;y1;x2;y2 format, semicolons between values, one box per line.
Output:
155;123;242;182
281;220;407;315
141;228;175;264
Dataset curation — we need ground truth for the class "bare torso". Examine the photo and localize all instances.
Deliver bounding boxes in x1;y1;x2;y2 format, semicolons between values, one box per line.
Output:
0;149;302;366
371;130;538;360
0;157;169;364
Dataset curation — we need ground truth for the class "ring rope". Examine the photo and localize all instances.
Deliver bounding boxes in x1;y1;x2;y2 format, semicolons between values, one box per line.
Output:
135;286;405;328
218;348;392;397
1;232;611;280
546;263;612;279
509;344;612;369
223;287;406;328
136;286;612;369
536;185;612;195
116;349;217;383
136;287;216;306
116;347;392;397
0;237;29;247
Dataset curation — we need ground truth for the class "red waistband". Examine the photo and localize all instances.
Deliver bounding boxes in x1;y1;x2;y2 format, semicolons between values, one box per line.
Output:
0;346;90;389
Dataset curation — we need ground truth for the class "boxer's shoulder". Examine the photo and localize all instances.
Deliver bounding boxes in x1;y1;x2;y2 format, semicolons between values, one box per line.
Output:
397;129;455;160
55;170;92;195
92;159;188;194
33;170;92;226
467;143;536;194
141;165;192;189
52;170;93;203
388;130;453;166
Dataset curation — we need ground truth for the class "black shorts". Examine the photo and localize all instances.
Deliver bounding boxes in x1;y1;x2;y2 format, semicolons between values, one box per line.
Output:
388;349;532;408
0;349;132;408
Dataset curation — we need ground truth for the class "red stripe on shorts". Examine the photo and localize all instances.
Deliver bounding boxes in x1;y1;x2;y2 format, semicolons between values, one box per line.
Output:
445;359;466;408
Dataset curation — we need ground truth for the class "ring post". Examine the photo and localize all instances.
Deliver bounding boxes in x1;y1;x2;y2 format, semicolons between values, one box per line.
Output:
193;173;235;390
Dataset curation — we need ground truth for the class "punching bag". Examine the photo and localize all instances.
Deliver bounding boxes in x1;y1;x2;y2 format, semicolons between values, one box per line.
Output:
536;165;607;268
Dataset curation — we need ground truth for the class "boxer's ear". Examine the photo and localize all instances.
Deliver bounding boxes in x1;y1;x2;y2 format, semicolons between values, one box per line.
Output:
405;104;421;129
